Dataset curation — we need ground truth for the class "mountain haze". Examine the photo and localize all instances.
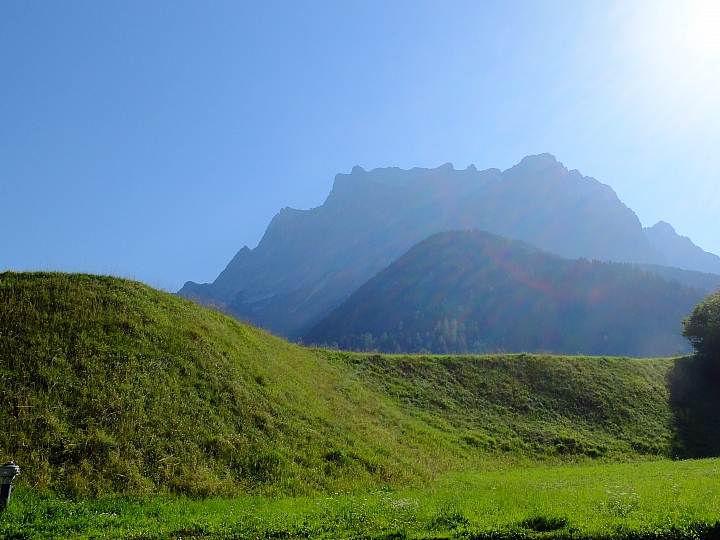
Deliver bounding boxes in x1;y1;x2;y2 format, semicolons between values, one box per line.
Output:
180;154;718;339
644;221;720;274
304;230;706;358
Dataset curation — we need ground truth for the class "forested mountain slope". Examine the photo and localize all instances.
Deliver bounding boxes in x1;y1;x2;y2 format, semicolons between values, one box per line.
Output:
305;230;706;357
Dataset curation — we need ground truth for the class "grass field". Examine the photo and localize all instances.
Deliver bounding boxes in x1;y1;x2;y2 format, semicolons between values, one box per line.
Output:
3;458;720;539
2;272;720;538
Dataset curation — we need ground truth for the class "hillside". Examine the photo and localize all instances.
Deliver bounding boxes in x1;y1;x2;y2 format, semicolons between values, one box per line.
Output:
179;154;720;339
0;272;445;497
3;272;720;499
638;263;720;292
305;230;706;357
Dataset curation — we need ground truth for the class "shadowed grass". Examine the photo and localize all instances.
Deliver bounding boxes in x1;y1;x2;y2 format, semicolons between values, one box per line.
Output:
327;352;678;459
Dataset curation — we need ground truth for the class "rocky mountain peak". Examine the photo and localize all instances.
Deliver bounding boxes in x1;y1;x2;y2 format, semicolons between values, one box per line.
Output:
178;155;718;339
644;221;720;274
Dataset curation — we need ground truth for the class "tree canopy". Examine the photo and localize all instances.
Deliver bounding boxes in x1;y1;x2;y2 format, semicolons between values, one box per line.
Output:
683;287;720;359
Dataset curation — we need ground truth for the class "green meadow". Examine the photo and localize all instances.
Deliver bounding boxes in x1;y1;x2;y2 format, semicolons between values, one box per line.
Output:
2;272;720;539
4;459;720;539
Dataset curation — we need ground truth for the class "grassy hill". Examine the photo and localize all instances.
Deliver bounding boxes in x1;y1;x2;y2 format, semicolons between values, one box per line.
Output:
1;272;719;499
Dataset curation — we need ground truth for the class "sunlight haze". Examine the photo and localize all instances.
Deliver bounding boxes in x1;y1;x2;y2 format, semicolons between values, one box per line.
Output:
1;0;718;290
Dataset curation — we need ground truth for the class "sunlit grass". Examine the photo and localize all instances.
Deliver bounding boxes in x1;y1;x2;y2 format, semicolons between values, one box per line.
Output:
5;272;711;500
3;458;720;539
4;272;720;538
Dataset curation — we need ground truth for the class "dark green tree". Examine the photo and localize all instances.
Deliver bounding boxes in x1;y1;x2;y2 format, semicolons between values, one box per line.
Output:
682;287;720;359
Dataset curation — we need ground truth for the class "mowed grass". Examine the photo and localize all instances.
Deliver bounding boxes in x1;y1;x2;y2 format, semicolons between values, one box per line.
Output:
2;458;720;539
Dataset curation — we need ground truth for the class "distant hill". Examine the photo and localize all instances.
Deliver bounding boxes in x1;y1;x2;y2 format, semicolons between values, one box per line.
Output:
179;154;719;339
637;263;720;292
304;230;707;357
5;272;720;498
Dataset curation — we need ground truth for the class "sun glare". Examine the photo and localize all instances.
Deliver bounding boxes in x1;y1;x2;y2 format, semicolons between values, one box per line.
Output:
636;1;720;66
612;0;720;132
692;0;720;54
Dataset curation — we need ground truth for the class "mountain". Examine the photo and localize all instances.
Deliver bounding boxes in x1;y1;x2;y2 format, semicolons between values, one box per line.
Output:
644;221;720;274
179;154;717;339
304;230;707;358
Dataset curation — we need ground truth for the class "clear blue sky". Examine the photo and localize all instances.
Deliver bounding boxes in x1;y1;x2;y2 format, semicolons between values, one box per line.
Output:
2;1;719;291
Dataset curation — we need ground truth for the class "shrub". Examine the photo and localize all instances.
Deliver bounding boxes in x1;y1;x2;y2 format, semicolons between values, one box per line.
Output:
682;287;720;360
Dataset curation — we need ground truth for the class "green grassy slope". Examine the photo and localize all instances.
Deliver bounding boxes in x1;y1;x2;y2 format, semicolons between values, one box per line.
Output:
1;272;719;499
0;272;445;497
329;353;676;458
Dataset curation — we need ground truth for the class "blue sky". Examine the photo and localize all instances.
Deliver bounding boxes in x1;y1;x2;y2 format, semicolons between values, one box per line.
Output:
2;1;719;291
